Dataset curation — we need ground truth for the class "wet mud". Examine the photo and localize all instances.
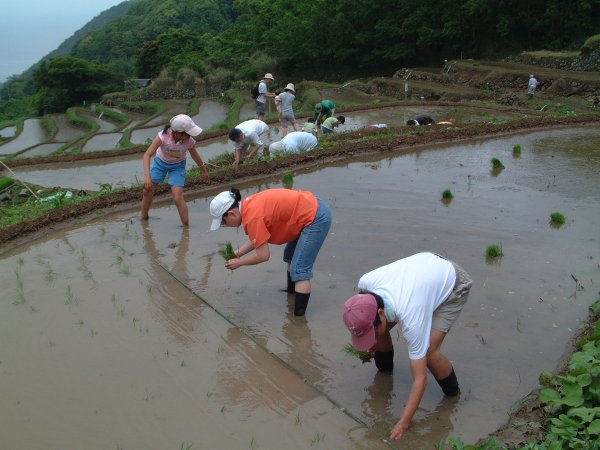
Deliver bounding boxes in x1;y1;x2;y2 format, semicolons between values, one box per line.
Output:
1;125;599;449
0;118;46;155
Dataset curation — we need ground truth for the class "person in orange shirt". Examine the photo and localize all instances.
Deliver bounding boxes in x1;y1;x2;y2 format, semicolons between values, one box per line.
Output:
209;188;332;316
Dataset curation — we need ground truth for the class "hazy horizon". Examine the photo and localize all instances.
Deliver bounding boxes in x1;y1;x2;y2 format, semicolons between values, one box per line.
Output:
0;0;125;84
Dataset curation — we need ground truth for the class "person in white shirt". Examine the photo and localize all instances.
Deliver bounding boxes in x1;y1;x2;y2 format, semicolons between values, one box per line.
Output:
343;252;472;440
528;74;539;99
228;119;270;164
268;131;317;154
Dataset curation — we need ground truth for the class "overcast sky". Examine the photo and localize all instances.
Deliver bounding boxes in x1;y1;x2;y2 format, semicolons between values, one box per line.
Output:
0;0;125;83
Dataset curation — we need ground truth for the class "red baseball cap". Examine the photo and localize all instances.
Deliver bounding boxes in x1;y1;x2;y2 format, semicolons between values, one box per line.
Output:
343;294;378;351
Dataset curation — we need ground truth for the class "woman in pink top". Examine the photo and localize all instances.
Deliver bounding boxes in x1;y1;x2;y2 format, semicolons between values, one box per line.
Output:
140;114;210;226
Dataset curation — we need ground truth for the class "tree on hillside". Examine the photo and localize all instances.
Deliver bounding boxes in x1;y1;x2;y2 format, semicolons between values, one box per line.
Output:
32;56;119;114
135;30;208;78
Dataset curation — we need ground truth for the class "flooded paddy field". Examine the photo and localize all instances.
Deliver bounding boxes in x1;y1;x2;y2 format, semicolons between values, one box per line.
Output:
1;125;599;449
10;105;532;192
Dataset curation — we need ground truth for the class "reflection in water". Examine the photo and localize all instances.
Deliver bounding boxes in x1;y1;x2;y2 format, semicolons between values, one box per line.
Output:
142;224;204;345
280;300;329;384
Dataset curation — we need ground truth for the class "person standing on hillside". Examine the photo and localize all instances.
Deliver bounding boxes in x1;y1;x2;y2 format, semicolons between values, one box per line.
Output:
528;74;539;99
209;188;332;317
256;73;276;120
277;83;300;136
140;114;210;226
313;99;336;127
342;252;472;440
228;119;270;164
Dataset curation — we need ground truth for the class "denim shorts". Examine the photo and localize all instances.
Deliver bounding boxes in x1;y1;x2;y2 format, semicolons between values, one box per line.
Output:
322;127;333;134
283;197;332;281
255;100;266;116
150;157;186;187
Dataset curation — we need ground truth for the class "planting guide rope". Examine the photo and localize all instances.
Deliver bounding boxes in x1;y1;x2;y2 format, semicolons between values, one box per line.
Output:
147;253;394;448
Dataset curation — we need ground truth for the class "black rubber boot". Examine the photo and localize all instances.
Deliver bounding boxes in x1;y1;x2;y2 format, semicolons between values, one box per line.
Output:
374;349;394;372
436;368;460;396
286;271;295;293
294;292;310;316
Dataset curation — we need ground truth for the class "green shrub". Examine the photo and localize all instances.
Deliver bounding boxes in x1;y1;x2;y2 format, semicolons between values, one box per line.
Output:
441;189;453;199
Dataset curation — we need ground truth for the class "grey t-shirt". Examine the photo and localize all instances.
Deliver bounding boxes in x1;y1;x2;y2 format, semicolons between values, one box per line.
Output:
278;91;295;115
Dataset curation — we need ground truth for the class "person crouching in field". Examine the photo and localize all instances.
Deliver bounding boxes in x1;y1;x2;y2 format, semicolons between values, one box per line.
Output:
140;114;210;226
343;252;472;440
209;188;332;316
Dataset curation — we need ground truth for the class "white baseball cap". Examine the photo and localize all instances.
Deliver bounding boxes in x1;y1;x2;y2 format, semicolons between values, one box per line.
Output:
170;114;203;137
209;191;237;230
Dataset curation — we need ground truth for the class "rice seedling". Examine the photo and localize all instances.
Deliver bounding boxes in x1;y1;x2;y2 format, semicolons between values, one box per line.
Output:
310;431;325;446
117;305;125;317
550;212;566;225
180;443;192;450
181;360;187;367
98;226;106;236
111;293;117;303
485;244;503;259
30;305;38;313
281;172;294;187
13;263;26;305
295;410;302;425
75;319;84;327
220;405;231;415
120;264;131;276
218;242;236;261
36;256;57;284
65;285;80;305
512;144;522;156
217;344;225;354
250;436;257;449
441;189;454;200
491;158;505;169
206;391;213;398
343;343;371;363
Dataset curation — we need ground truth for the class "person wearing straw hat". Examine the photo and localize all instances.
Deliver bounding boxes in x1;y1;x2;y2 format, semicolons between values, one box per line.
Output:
277;83;300;136
140;114;210;226
209;188;332;317
342;252;472;440
256;73;276;120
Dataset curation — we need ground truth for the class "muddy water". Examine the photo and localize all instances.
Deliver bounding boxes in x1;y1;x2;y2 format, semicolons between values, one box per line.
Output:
0;125;17;137
0;119;46;155
13;129;284;191
343;106;526;131
1;126;599;449
19;143;64;158
191;99;228;129
49;114;88;142
83;133;123;152
130;126;162;145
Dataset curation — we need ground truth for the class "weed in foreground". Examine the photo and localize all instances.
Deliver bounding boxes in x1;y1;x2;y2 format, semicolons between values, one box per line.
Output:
485;244;503;259
441;189;454;200
550;211;566;225
491;158;505;169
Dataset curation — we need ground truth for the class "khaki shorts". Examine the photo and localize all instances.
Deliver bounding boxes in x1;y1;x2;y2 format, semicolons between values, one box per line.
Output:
432;260;472;333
